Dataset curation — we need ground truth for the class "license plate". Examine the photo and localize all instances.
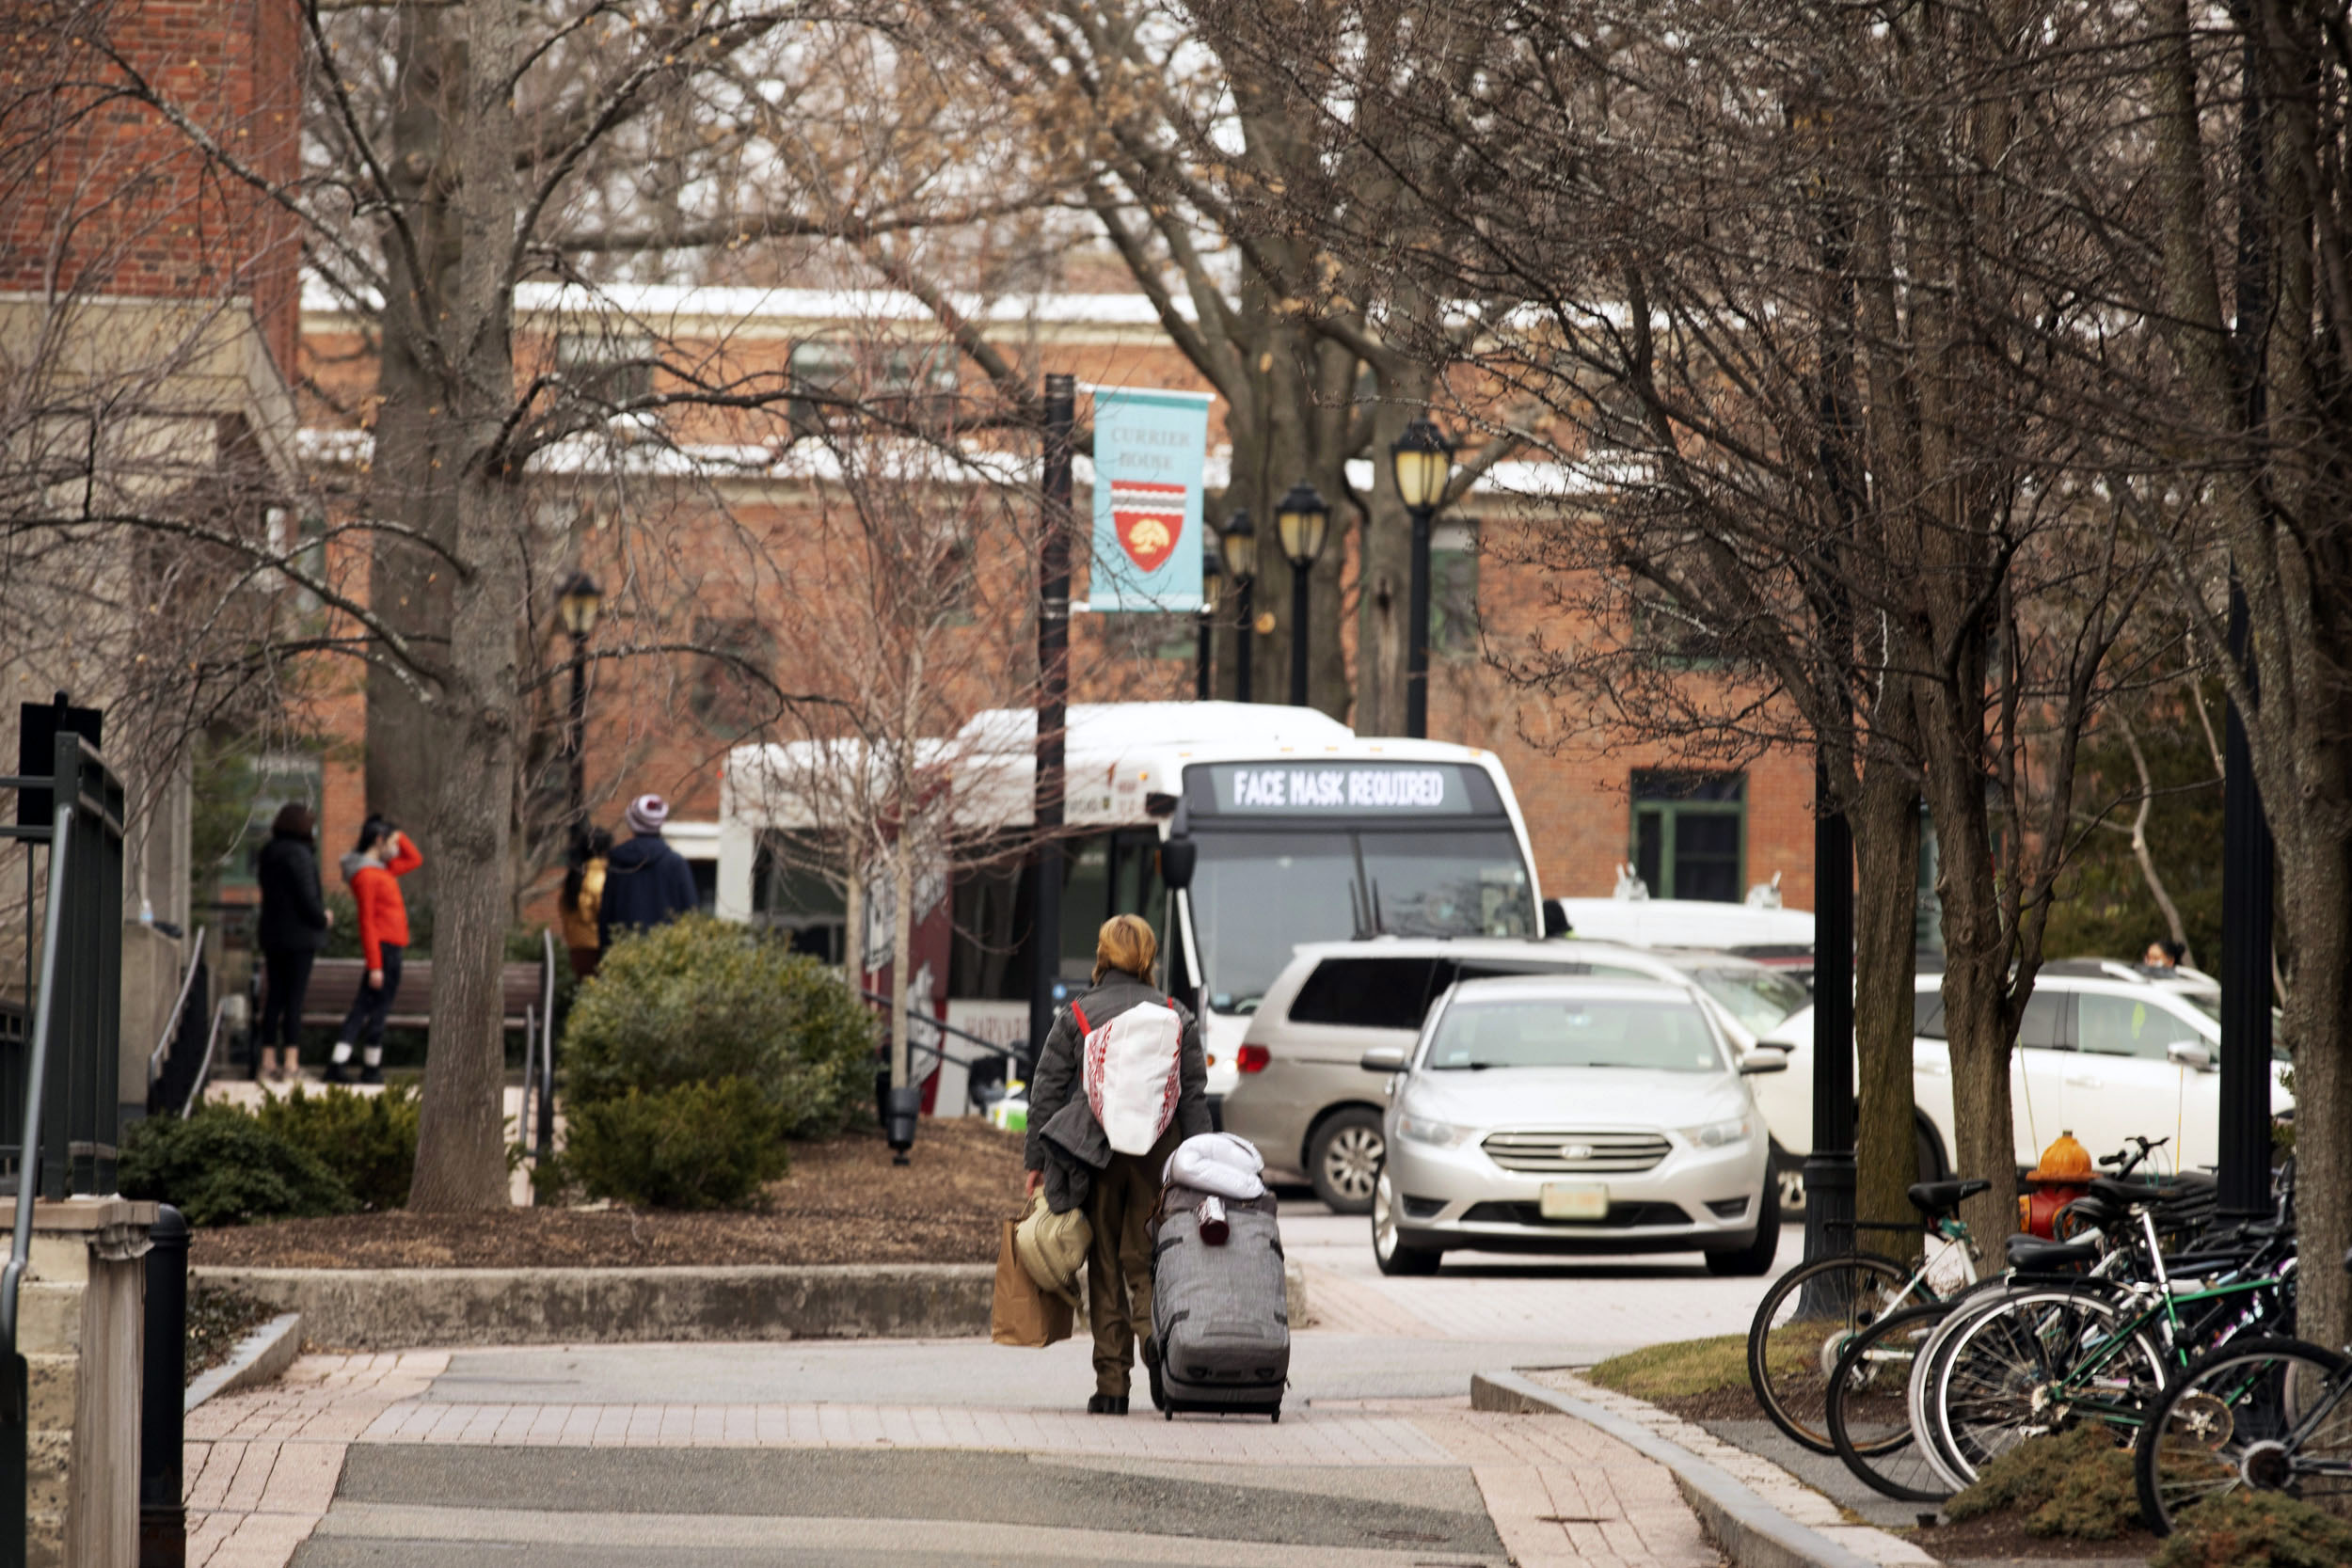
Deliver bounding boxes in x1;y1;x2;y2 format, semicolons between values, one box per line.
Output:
1540;1181;1609;1220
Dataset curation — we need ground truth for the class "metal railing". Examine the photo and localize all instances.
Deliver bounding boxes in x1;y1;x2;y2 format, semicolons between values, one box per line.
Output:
0;729;127;1568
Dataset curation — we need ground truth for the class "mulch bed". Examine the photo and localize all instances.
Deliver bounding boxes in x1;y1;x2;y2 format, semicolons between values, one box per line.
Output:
186;1282;278;1384
1907;1513;2156;1562
190;1118;1029;1270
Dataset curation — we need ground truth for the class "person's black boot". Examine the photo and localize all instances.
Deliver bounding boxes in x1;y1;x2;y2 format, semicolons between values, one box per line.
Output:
323;1057;354;1085
1087;1393;1129;1416
359;1065;384;1086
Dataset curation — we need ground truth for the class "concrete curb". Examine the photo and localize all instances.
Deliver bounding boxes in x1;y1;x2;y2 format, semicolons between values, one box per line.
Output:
1471;1370;1883;1568
197;1263;1310;1350
186;1311;303;1412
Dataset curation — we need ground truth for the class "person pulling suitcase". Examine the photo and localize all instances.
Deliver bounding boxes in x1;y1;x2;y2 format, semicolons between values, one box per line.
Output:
1022;915;1212;1415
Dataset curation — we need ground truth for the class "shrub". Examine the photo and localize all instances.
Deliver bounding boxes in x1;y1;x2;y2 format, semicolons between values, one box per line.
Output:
255;1083;420;1211
564;914;876;1136
563;1077;791;1210
1946;1426;2139;1539
119;1109;356;1227
2153;1490;2352;1568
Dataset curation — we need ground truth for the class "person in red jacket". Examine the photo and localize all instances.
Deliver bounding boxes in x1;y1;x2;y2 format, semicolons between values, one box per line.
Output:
328;816;422;1085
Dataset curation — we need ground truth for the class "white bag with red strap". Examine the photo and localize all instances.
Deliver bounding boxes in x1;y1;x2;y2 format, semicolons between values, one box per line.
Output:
1073;998;1184;1155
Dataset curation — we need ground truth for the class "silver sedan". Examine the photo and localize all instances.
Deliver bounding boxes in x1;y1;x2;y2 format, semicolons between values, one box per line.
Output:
1369;975;1786;1277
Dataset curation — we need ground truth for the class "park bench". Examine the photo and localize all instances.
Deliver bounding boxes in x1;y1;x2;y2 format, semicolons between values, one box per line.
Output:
259;955;547;1036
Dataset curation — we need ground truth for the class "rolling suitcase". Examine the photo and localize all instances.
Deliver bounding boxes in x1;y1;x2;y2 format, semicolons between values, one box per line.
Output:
1147;1182;1289;1419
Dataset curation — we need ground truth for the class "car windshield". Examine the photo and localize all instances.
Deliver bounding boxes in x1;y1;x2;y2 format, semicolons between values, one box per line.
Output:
1425;998;1724;1072
1689;967;1810;1034
1191;828;1535;1013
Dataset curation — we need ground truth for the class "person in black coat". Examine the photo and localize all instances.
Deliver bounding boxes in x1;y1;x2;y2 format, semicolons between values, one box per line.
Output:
254;801;331;1082
597;793;701;949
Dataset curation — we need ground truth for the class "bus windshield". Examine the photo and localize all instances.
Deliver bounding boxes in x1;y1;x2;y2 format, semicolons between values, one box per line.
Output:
1191;828;1535;1013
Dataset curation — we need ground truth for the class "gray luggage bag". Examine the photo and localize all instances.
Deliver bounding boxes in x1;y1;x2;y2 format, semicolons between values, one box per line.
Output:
1147;1182;1288;1419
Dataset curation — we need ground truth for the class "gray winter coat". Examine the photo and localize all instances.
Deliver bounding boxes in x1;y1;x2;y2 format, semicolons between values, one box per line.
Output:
1025;970;1212;1212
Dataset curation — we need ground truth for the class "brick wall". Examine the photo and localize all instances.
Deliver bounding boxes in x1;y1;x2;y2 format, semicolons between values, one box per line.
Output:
4;0;304;378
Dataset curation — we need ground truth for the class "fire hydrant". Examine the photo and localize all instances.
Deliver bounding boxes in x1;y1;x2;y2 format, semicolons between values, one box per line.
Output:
2018;1130;2093;1238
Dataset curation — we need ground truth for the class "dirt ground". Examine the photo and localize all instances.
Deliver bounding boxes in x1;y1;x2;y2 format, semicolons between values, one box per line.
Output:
191;1118;1029;1269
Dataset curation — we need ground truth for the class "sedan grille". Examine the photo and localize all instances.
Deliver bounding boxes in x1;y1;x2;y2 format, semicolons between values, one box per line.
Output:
1482;1131;1672;1174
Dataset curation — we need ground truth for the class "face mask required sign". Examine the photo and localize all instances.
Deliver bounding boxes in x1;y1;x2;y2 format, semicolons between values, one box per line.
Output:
1207;762;1478;816
1088;386;1214;611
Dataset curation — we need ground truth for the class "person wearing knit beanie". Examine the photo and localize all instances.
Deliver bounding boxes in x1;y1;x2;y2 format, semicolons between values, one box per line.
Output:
598;789;699;949
625;794;669;836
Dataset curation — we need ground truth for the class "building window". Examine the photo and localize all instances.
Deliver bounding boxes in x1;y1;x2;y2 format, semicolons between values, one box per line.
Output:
688;617;775;739
1431;520;1478;656
789;341;959;435
753;830;849;964
1631;769;1744;903
220;752;324;890
555;331;654;406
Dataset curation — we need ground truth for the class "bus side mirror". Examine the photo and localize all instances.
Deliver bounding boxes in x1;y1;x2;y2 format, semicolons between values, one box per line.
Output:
1160;837;1197;891
1542;901;1570;939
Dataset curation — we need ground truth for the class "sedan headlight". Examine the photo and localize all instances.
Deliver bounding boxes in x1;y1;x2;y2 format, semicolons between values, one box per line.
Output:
1397;1113;1473;1148
1682;1117;1755;1150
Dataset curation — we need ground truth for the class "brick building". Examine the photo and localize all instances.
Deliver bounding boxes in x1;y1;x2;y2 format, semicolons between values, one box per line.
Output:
292;280;1818;923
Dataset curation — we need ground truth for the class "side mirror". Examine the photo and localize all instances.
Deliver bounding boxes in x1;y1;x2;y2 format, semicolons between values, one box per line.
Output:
1360;1046;1408;1073
1542;901;1570;939
1159;836;1197;891
2167;1039;2215;1072
1738;1053;1788;1075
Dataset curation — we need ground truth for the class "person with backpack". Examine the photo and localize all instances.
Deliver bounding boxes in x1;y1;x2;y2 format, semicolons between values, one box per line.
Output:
254;801;331;1083
559;826;613;978
1023;914;1211;1414
328;816;421;1085
597;794;700;949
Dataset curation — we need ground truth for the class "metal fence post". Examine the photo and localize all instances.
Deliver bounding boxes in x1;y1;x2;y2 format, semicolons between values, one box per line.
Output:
140;1205;187;1567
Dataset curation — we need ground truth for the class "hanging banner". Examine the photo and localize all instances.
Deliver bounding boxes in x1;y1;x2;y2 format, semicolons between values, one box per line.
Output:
1089;386;1213;611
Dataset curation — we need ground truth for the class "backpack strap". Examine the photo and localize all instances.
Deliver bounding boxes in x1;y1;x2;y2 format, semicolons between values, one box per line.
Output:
1071;1002;1091;1036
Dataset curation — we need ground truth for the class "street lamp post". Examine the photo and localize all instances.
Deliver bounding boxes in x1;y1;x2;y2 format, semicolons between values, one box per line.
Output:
1276;483;1329;710
555;571;604;827
1218;509;1257;704
1196;538;1224;703
1390;420;1455;740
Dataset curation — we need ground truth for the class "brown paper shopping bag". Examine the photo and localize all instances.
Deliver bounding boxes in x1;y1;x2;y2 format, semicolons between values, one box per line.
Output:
991;1215;1073;1347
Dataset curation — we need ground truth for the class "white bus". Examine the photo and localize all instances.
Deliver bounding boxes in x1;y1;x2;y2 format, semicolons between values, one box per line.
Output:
716;701;1545;1110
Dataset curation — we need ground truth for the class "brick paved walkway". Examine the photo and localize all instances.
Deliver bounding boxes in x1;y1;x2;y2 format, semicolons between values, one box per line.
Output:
182;1354;1727;1568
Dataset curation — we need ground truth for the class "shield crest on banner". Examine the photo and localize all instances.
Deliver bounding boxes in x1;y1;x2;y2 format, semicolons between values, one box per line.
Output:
1110;480;1185;573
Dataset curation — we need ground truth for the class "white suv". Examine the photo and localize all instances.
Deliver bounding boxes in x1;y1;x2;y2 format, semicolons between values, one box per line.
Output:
1755;958;2292;1181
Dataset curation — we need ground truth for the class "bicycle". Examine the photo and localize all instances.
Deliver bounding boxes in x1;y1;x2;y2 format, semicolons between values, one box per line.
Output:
2133;1242;2352;1537
1744;1176;1988;1453
1825;1300;1965;1501
1918;1148;2296;1489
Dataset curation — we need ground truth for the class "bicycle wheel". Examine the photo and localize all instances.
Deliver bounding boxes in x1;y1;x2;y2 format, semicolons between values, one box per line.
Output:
2136;1336;2352;1536
1932;1286;2165;1484
1905;1275;2032;1490
1827;1301;1959;1502
1746;1252;1915;1453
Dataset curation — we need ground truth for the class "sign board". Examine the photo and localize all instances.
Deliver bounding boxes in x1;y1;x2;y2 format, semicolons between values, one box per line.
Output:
1196;761;1492;817
1089;386;1212;611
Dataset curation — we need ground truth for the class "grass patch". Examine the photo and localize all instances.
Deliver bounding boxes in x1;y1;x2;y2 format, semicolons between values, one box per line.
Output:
1585;1323;1819;1402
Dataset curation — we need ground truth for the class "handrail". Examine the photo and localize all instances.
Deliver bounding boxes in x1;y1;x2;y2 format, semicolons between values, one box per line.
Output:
147;926;207;1083
2;800;74;1359
180;1000;230;1119
858;988;1031;1073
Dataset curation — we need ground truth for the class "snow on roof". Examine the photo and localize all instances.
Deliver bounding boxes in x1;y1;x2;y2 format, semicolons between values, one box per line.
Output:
300;275;1197;328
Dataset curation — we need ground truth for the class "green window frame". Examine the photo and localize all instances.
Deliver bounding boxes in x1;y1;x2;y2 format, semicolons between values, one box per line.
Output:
1630;769;1745;903
1431;520;1479;656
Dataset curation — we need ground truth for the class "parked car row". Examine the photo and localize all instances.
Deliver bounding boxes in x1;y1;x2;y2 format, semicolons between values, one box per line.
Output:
1215;930;2293;1275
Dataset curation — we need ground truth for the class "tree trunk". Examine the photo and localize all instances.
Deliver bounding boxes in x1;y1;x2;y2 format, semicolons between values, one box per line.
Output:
2278;837;2351;1350
405;0;521;1212
1851;698;1922;1234
365;2;463;847
1927;767;2018;1244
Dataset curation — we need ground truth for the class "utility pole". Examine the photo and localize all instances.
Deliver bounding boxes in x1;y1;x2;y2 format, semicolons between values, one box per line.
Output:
1027;374;1075;1059
2217;579;2273;1217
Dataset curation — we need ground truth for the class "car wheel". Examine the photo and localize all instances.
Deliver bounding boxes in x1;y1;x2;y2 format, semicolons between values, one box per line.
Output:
1310;1108;1385;1214
1372;1168;1441;1276
1705;1165;1783;1277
